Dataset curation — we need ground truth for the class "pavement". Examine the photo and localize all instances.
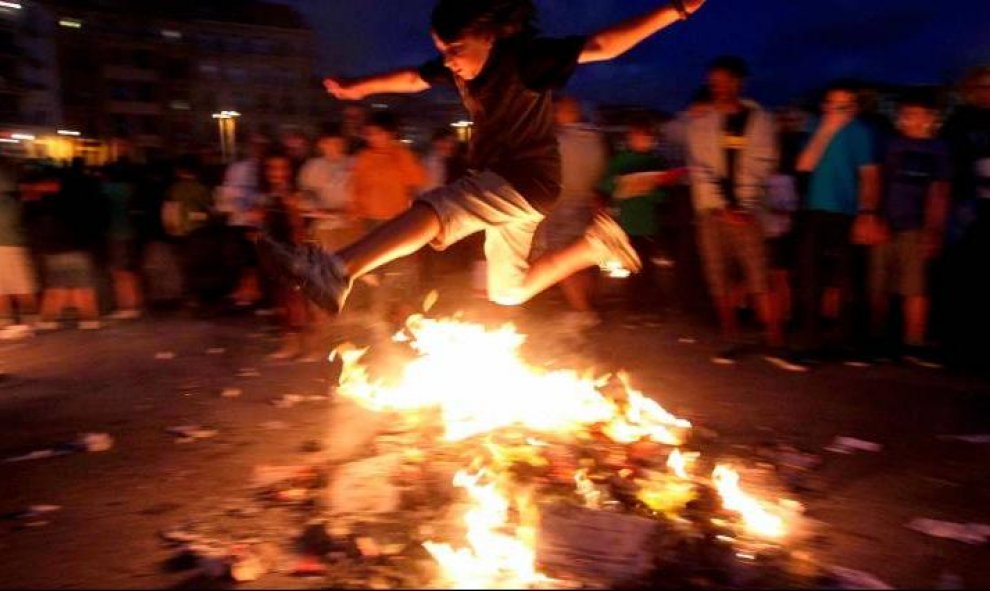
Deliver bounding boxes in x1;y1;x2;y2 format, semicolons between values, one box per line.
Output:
0;281;988;589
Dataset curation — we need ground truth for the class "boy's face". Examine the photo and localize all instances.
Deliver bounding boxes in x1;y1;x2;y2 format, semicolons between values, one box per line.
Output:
432;31;495;81
364;125;393;150
318;136;346;159
898;105;937;139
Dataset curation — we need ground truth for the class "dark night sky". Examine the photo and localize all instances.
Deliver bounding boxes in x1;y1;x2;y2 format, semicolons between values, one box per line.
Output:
280;0;990;110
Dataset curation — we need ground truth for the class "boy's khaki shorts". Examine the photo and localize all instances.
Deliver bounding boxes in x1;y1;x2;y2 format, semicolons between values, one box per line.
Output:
416;171;544;306
696;210;769;297
870;229;927;298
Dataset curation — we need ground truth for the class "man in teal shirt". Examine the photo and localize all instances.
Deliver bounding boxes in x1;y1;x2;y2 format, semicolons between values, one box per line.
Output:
795;80;882;361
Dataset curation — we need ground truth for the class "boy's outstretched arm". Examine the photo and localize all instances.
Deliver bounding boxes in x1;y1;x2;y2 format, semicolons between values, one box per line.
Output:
324;70;430;101
579;0;706;64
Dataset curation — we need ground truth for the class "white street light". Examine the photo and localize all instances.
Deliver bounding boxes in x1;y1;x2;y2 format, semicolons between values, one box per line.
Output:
212;111;242;163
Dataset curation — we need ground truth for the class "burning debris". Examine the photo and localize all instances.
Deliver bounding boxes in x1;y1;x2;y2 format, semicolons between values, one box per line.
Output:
318;314;818;589
159;313;863;588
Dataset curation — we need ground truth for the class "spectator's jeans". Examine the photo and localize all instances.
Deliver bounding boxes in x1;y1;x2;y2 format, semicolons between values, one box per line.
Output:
794;210;855;348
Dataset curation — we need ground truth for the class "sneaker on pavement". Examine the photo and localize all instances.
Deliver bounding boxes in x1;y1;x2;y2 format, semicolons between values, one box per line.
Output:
258;234;352;315
35;320;59;331
78;320;103;330
712;345;748;365
763;349;810;373
586;211;642;275
902;345;944;369
109;309;142;320
0;324;34;340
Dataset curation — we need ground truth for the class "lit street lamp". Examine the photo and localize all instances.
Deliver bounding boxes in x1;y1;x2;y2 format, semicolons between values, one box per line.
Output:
212;111;241;163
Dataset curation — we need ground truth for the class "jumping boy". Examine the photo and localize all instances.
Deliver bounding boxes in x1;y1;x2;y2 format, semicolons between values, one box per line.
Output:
263;0;707;314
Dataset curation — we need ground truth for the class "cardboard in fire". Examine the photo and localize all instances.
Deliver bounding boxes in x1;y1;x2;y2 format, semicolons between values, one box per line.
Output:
537;503;663;585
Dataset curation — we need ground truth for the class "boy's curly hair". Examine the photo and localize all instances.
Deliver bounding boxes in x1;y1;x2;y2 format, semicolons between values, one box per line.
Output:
431;0;537;43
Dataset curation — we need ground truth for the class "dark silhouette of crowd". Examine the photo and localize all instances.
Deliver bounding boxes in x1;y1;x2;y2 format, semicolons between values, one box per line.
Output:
2;64;989;374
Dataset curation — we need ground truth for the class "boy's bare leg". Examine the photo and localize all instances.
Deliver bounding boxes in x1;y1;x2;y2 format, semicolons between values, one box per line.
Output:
497;237;600;306
40;288;68;321
337;204;442;279
0;295;10;323
753;292;783;348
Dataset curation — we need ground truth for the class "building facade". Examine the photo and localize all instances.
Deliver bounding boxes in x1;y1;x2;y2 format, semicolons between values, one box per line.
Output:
3;0;325;162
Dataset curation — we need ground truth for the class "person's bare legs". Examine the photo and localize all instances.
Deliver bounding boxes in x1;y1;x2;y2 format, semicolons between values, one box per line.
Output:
40;288;68;322
770;269;791;322
904;295;929;347
337;204;442;280
0;295;10;324
753;292;783;348
70;288;99;321
15;294;37;318
870;291;890;342
113;270;141;312
714;294;740;342
493;237;601;306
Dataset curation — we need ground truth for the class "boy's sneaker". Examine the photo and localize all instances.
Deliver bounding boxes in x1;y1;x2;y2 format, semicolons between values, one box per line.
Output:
586;211;642;275
902;345;944;369
35;320;59;331
78;320;103;331
258;234;352;315
763;349;810;373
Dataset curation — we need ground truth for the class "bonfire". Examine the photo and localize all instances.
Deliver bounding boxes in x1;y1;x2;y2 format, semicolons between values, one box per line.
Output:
326;312;804;589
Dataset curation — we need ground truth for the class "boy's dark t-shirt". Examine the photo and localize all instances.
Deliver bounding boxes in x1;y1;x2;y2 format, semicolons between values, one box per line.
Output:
882;136;951;232
419;35;586;213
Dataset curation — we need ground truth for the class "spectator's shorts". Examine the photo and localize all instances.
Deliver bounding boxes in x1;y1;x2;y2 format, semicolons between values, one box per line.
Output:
870;229;927;298
696;210;769;297
416;170;545;306
44;251;94;289
0;246;37;295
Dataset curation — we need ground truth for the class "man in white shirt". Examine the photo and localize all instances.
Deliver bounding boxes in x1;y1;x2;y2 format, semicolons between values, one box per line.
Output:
297;124;359;251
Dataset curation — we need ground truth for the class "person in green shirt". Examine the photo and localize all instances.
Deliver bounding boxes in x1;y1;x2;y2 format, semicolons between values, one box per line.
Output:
599;115;669;311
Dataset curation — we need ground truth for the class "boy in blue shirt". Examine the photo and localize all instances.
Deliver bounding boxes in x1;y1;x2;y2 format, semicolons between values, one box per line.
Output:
870;93;951;367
